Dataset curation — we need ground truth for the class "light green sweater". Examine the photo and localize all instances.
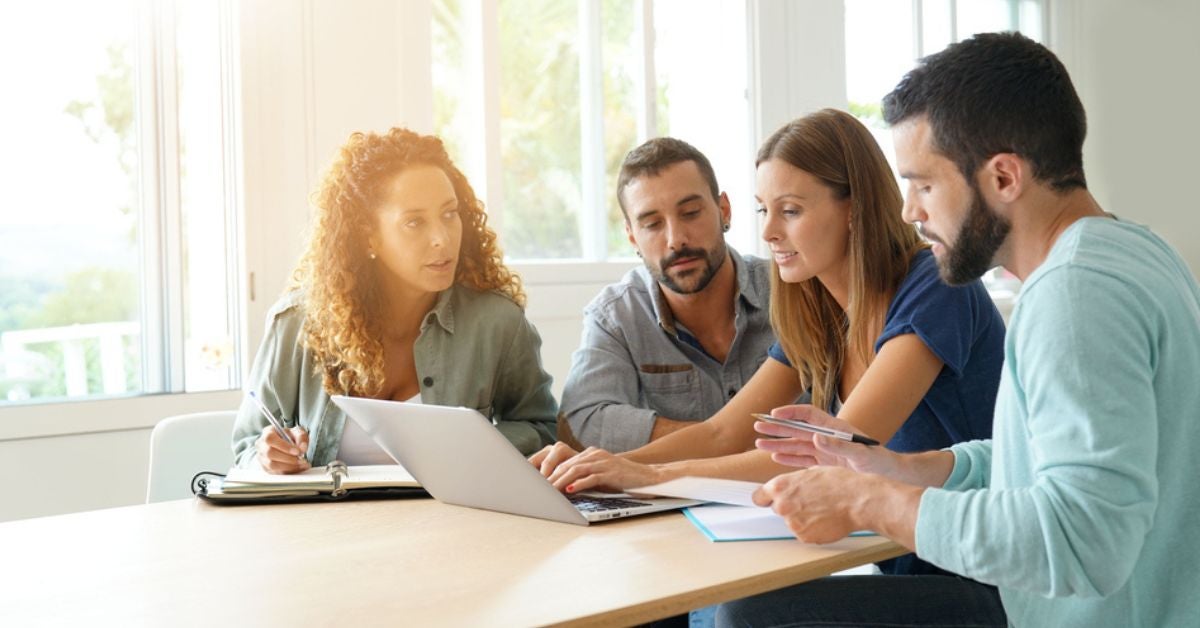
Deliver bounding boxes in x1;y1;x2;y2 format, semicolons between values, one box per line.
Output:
232;285;557;467
916;218;1200;626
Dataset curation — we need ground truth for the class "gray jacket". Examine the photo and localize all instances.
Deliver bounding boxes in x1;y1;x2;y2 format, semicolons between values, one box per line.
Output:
232;285;557;467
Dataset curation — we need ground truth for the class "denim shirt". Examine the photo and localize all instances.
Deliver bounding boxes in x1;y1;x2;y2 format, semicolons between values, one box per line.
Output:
560;248;777;452
232;285;558;467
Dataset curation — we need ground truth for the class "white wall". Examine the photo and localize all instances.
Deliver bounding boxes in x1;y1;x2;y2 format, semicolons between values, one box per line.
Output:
4;0;1199;524
1;429;152;521
1054;0;1200;275
0;390;239;521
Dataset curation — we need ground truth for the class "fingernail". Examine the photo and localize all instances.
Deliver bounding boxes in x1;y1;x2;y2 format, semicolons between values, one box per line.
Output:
566;484;575;493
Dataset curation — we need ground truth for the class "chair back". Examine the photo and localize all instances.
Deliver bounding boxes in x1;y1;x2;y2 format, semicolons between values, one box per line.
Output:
146;410;238;503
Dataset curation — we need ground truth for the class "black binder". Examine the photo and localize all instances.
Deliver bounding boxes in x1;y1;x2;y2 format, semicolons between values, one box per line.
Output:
192;461;429;505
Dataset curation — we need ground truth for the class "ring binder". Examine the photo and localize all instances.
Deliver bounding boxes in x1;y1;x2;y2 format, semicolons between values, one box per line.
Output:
192;471;224;496
327;461;348;497
191;462;428;505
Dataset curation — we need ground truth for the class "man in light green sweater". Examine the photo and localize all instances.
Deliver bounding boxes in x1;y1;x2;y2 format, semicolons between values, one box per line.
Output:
717;33;1200;627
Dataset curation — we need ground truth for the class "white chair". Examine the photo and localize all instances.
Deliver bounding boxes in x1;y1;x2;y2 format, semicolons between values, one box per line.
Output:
146;410;238;503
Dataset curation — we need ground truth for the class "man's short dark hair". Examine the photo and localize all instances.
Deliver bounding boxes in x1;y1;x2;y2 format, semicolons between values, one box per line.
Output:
883;31;1087;191
616;137;720;218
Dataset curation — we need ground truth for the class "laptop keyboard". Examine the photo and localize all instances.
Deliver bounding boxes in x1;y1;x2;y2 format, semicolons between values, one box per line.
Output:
568;494;654;512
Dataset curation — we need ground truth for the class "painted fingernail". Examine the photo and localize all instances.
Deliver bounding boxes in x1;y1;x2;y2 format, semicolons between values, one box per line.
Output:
566;484;575;493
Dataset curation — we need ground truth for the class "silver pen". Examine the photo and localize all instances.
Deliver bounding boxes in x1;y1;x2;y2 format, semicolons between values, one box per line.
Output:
751;413;880;446
248;390;298;448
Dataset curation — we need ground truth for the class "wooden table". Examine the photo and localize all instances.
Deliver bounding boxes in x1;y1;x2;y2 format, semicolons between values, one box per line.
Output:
0;498;904;627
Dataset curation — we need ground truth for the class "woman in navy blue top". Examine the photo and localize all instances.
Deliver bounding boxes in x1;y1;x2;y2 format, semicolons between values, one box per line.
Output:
533;110;1004;574
765;246;999;454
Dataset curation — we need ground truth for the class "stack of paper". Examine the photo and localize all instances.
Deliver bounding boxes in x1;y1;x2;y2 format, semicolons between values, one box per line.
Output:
683;504;798;541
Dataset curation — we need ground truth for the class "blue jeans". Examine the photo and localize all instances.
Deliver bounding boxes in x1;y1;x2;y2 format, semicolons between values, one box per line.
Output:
690;605;717;627
714;575;1006;627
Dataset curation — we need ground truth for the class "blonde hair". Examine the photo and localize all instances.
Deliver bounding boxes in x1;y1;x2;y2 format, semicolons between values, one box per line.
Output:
293;127;524;397
757;109;926;410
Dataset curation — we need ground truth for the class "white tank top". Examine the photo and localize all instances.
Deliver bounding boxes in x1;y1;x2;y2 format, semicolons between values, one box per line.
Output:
336;393;421;465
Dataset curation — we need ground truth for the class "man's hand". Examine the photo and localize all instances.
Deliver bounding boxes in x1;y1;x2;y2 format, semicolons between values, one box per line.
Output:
753;466;923;550
753;404;904;473
753;467;869;544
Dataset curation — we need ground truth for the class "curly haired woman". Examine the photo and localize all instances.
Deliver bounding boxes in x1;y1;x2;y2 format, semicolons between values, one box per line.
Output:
232;128;557;473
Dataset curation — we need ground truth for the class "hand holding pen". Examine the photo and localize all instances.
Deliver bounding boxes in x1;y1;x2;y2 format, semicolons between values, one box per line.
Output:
751;413;880;446
752;405;890;472
753;404;951;491
249;391;310;474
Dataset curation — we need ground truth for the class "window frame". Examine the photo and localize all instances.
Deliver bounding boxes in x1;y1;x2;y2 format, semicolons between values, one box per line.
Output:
0;0;242;434
4;0;1038;440
439;0;713;262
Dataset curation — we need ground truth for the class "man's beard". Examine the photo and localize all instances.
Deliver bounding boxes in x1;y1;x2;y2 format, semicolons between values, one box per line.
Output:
935;184;1011;286
649;241;728;294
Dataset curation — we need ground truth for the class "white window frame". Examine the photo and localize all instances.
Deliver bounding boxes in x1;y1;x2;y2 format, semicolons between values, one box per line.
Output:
912;0;1051;58
6;0;1044;441
908;0;1050;317
444;0;721;265
0;0;243;439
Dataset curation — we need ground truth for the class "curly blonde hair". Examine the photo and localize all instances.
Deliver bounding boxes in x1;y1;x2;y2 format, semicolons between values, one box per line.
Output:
293;127;525;397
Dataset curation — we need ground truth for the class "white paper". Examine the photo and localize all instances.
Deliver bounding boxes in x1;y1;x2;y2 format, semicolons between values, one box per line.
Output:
629;476;763;507
340;464;419;489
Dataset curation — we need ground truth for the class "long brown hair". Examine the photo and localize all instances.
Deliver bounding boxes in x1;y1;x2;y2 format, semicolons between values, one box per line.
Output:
293;127;524;397
757;109;926;409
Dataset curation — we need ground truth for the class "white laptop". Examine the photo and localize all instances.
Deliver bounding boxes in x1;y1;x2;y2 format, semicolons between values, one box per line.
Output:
330;395;701;525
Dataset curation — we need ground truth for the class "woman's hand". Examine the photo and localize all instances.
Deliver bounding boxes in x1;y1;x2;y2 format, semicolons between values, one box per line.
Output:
530;443;663;493
529;442;580;478
255;425;310;474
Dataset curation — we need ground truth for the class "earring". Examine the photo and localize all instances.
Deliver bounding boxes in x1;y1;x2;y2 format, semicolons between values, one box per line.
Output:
636;250;643;258
722;223;730;233
368;251;377;260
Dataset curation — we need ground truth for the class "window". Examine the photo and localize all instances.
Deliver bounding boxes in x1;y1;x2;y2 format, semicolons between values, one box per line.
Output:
431;0;754;262
0;0;241;406
844;0;1045;299
845;0;1048;178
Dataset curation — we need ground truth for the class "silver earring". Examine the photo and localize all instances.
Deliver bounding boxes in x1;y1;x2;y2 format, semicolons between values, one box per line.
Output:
722;223;730;232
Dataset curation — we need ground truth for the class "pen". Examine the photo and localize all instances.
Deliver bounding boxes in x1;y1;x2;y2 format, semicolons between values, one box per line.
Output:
751;413;880;446
248;390;298;448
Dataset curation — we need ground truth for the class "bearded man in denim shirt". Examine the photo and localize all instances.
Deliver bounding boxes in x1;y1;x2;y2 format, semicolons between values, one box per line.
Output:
560;138;780;452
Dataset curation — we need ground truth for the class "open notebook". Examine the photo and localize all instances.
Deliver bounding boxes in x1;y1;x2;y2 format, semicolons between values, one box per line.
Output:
630;477;875;542
198;462;424;503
